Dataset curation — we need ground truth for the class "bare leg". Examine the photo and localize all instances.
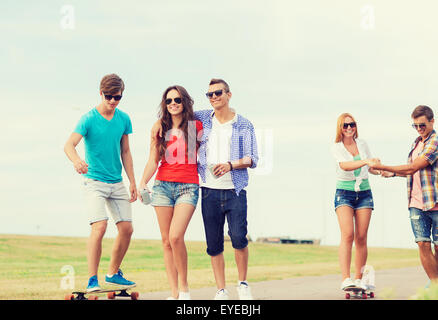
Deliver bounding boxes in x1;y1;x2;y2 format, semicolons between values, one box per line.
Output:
88;220;107;278
435;245;438;276
336;206;355;280
235;247;249;282
169;203;196;293
108;221;134;275
418;242;438;281
155;206;178;299
353;208;372;279
211;253;226;290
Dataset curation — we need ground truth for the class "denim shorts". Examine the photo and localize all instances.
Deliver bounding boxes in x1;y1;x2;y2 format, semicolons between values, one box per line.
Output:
82;178;132;225
151;180;199;207
409;207;438;246
334;189;374;211
201;187;248;256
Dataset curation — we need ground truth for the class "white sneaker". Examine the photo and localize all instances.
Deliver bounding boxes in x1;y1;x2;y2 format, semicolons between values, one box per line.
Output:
354;279;367;290
178;291;191;300
166;296;176;300
214;288;229;300
237;281;253;300
341;277;355;290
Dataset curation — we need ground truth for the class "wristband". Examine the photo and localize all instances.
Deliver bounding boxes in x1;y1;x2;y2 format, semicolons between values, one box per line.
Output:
227;161;233;171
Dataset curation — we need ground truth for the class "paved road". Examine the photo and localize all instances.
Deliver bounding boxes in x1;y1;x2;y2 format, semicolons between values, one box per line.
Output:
136;266;428;300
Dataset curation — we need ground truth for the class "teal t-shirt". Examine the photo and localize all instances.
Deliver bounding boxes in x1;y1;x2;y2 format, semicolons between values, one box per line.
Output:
336;155;371;191
74;108;132;183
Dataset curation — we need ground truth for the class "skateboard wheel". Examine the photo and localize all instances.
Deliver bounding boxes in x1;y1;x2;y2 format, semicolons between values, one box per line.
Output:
107;292;116;300
65;294;74;300
345;293;351;299
369;292;375;298
89;295;98;300
362;293;367;299
131;292;139;300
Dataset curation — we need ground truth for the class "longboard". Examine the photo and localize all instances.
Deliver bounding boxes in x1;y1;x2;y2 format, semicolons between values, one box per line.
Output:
344;286;375;299
65;286;139;300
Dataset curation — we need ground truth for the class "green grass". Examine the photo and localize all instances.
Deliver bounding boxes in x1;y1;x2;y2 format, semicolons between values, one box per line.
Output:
413;283;438;300
0;234;421;299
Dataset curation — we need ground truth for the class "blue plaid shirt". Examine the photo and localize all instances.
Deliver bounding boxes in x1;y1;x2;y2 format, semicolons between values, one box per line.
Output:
194;109;259;195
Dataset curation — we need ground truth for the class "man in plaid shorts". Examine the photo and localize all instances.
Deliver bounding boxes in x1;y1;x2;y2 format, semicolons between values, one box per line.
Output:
370;105;438;285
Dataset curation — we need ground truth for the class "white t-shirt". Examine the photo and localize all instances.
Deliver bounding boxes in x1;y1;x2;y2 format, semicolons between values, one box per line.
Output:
200;113;237;189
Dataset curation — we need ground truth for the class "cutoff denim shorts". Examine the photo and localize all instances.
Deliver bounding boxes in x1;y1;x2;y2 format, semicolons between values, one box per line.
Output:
334;189;374;211
82;178;132;225
151;180;199;207
409;207;438;246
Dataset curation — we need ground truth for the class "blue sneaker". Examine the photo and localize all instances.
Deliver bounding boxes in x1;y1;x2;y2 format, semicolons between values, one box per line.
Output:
105;269;136;288
86;275;101;292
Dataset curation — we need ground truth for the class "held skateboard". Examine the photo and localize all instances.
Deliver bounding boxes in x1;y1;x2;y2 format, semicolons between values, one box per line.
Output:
65;286;139;300
344;286;375;299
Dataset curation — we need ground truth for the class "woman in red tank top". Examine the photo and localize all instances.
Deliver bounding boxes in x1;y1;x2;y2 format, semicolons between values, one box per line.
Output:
138;85;202;300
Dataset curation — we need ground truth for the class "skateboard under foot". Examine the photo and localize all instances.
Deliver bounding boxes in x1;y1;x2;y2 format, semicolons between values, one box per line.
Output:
344;286;375;299
65;286;139;300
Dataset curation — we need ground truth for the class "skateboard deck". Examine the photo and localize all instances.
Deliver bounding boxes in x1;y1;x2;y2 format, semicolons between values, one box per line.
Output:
65;285;139;300
343;286;375;299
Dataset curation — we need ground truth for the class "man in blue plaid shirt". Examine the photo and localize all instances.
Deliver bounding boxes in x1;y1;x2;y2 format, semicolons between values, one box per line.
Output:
371;105;438;286
195;79;258;300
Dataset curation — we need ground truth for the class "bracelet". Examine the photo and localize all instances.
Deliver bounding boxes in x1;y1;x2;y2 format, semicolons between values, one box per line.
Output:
227;161;233;171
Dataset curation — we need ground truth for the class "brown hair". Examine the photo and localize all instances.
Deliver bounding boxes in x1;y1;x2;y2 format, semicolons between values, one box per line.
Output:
156;85;199;159
335;113;358;143
411;105;434;121
209;78;230;92
100;74;125;95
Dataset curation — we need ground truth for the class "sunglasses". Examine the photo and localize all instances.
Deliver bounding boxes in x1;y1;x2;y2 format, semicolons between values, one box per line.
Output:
165;97;182;105
103;93;122;101
205;90;225;99
343;122;356;129
412;123;427;130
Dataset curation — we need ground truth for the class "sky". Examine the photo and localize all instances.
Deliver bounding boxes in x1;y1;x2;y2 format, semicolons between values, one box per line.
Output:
2;0;438;249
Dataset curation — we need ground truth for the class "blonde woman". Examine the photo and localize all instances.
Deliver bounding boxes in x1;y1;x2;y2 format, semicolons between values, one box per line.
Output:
331;113;380;291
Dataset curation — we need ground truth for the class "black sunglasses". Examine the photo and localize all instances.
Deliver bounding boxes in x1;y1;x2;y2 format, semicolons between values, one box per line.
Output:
412;123;427;130
343;122;356;129
205;90;225;99
165;97;182;105
103;93;122;101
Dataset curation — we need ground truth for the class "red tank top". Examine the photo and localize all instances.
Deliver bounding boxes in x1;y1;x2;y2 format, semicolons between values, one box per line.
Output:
156;120;202;184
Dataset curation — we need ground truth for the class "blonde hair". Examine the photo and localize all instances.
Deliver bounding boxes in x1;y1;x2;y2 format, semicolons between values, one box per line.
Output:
335;113;358;143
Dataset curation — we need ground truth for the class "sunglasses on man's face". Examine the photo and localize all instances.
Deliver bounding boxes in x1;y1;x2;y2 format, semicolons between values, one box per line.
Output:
165;97;182;105
412;123;427;130
103;93;122;101
205;90;225;99
343;122;356;129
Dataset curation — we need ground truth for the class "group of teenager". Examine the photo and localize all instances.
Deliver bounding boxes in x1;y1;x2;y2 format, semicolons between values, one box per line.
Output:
64;73;437;300
333;106;438;292
64;74;258;300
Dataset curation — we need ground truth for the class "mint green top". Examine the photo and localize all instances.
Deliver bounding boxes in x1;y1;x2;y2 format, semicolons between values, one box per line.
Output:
336;155;371;191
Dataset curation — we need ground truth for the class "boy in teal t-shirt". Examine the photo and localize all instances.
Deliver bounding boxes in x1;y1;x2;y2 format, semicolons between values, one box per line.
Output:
74;107;133;183
64;74;137;292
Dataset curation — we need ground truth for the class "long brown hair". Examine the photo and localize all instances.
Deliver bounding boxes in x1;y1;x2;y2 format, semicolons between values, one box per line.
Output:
335;113;358;143
156;85;199;160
